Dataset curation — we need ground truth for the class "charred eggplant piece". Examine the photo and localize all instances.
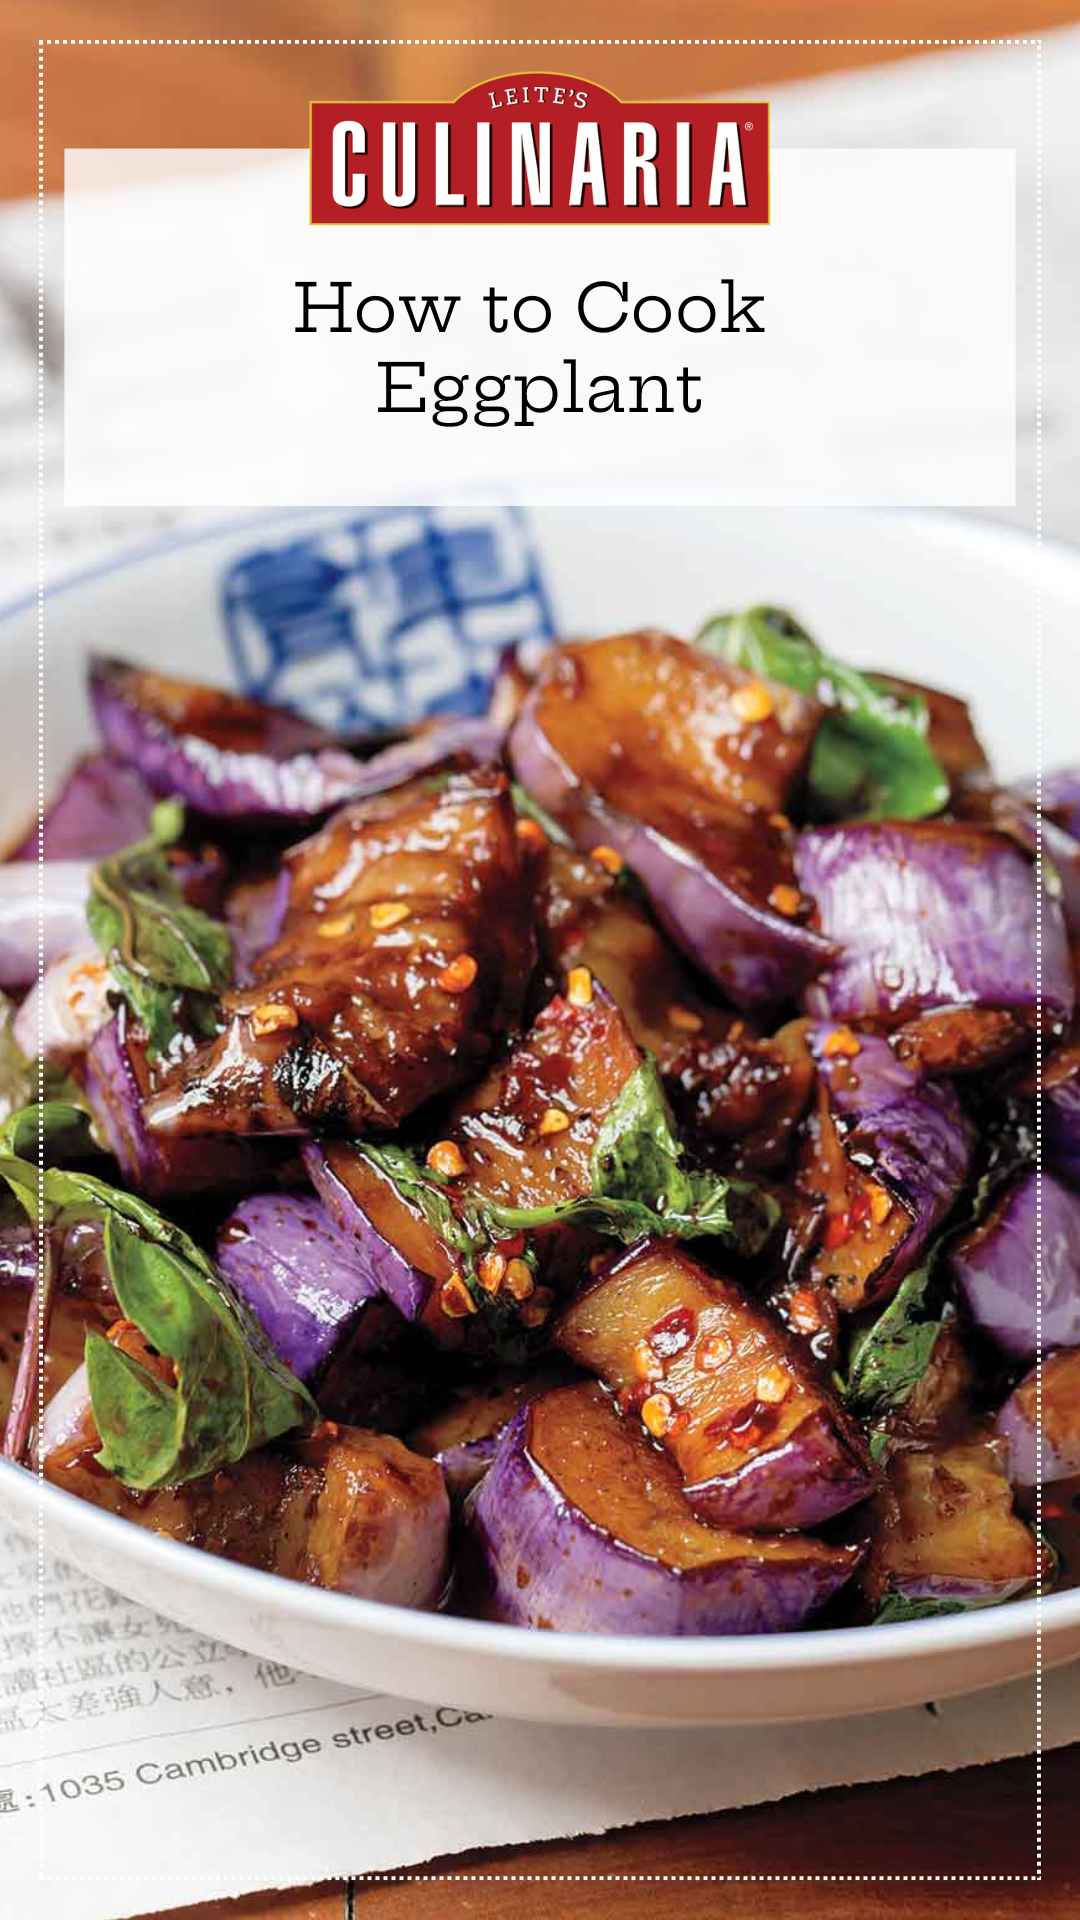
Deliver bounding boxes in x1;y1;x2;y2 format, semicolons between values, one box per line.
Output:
89;655;365;827
796;820;1074;1029
864;1439;1049;1615
797;1027;974;1313
556;1239;872;1530
45;1411;450;1608
511;632;833;1009
305;987;643;1330
465;1380;864;1634
996;1348;1080;1487
83;1010;279;1199
536;843;814;1168
145;768;534;1139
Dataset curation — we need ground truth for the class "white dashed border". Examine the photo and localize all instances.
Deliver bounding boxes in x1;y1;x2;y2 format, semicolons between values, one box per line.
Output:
32;33;1046;1891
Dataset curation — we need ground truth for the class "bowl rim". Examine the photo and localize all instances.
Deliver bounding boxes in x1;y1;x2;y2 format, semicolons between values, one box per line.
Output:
3;502;1080;632
4;500;1077;1678
3;1463;1075;1675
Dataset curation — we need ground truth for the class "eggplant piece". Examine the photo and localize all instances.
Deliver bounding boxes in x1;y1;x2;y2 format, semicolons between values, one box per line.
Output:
409;1366;575;1498
89;655;366;828
144;768;534;1139
225;871;291;984
556;1239;873;1530
11;753;154;861
797;1028;974;1313
996;1348;1080;1487
13;945;112;1062
45;1413;450;1608
950;1169;1080;1363
955;778;1080;941
305;987;643;1329
465;1381;863;1634
1045;1043;1080;1190
0;1216;112;1307
864;1439;1049;1612
82;1009;278;1199
795;821;1075;1028
215;1193;384;1384
511;633;834;1009
536;843;814;1169
0;861;94;991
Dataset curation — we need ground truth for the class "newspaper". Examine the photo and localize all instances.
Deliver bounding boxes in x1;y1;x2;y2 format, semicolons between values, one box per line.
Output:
0;1514;1075;1920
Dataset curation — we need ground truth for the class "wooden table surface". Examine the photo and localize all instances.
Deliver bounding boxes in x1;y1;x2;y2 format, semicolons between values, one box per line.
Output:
140;1745;1078;1919
8;3;1080;1910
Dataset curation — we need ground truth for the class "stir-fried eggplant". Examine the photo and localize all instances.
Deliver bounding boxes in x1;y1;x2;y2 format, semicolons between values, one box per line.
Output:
556;1239;872;1530
797;1028;974;1313
863;1439;1048;1616
465;1380;864;1633
511;631;834;1008
2;606;1075;1636
536;842;814;1168
45;1404;449;1607
144;769;534;1138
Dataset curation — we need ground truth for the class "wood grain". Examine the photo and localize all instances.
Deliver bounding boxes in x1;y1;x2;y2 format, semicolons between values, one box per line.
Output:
142;1744;1078;1920
3;0;1079;198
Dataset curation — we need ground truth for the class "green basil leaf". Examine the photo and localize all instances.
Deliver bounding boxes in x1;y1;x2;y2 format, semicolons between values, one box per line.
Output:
872;1592;968;1626
0;1150;314;1488
840;1257;946;1415
360;1058;777;1329
0;1099;96;1166
510;781;573;848
87;801;232;1060
696;605;949;822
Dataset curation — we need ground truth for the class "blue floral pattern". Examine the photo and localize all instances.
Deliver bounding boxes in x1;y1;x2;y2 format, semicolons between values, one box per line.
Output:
220;506;555;730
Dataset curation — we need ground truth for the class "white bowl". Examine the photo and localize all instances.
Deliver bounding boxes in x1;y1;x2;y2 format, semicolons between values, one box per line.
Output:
1;503;1077;1726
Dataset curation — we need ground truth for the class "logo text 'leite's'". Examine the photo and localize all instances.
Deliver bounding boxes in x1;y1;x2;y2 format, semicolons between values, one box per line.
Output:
310;75;769;225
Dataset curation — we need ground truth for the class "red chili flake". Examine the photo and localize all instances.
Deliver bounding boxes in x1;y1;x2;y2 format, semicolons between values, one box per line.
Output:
1044;1500;1065;1519
823;1211;853;1251
495;1233;526;1258
704;1398;780;1454
667;1408;691;1440
849;1190;872;1228
647;1304;697;1360
617;1380;652;1419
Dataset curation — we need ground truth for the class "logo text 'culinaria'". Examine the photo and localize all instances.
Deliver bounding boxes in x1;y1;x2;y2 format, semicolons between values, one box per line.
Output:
309;74;769;225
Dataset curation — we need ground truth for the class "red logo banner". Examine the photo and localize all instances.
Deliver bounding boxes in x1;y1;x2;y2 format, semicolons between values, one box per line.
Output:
310;74;769;225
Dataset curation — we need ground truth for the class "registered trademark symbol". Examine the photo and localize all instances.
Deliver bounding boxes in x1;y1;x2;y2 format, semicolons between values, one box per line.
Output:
744;120;754;131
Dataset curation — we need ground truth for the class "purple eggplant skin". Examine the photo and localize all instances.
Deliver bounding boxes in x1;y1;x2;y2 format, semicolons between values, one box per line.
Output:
464;1386;864;1635
1046;1053;1080;1191
866;1439;1048;1611
83;1010;273;1200
1020;767;1080;844
434;1434;500;1501
89;655;364;827
950;1169;1080;1364
0;861;93;990
216;1193;382;1384
683;1404;874;1535
996;1348;1080;1487
11;754;154;862
225;872;291;984
511;698;833;1011
810;1025;975;1287
302;1140;433;1323
795;821;1075;1028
